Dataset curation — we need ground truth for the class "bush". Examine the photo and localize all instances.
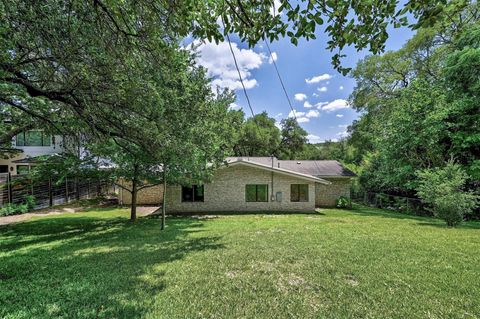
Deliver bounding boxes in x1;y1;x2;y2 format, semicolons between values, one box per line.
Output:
374;193;390;208
416;162;479;227
0;196;36;216
336;196;351;208
25;195;36;210
0;203;18;216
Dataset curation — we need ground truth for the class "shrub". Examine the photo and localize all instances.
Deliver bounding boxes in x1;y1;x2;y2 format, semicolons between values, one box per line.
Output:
0;203;18;216
336;196;351;208
374;193;390;208
0;196;36;216
416;162;479;227
25;195;36;210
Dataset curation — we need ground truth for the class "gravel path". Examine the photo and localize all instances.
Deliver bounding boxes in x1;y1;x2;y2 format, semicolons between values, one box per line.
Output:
0;206;160;226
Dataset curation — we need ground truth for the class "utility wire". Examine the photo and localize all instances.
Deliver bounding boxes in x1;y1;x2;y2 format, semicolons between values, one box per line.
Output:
223;21;256;118
264;40;297;120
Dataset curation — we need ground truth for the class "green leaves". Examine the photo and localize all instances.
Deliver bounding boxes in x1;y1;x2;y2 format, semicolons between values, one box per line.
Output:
416;162;479;226
346;6;480;196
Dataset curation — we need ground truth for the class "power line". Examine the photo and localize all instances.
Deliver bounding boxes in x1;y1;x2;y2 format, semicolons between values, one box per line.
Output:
223;21;256;118
264;40;297;121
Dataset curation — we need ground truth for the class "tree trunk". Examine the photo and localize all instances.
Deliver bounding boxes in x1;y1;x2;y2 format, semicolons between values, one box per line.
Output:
161;167;167;230
130;163;139;221
130;177;137;221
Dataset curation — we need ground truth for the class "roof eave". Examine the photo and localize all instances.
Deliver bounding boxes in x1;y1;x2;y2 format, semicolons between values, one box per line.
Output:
225;160;331;185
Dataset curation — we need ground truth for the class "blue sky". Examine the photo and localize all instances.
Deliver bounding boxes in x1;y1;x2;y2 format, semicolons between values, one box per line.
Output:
191;24;414;143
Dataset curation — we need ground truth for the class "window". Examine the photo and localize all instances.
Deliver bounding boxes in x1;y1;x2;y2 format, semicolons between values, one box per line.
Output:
16;165;30;175
291;184;309;202
245;184;268;202
182;185;204;202
16;131;51;146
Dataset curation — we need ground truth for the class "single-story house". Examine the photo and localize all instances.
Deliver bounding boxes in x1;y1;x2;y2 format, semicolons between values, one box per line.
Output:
163;157;355;213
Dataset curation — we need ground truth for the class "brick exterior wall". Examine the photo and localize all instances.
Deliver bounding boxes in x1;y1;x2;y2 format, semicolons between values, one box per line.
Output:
165;164;317;213
119;183;164;205
315;177;352;207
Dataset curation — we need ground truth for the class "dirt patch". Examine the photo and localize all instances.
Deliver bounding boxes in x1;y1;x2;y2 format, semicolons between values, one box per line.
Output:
225;270;242;279
277;273;309;293
345;274;359;286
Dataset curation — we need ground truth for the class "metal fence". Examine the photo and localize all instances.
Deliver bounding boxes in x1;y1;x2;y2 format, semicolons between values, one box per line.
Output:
0;173;112;210
352;191;433;216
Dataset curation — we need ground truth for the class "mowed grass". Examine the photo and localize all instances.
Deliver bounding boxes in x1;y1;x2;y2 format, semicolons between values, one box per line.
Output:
1;205;479;319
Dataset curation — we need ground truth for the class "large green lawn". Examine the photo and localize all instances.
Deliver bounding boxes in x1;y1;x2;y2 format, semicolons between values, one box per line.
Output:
1;205;479;318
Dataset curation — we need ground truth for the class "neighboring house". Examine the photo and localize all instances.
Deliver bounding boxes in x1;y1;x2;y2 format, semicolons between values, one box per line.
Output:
0;130;66;175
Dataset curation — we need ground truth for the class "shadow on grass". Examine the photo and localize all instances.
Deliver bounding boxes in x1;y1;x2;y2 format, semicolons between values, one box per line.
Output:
0;212;224;318
168;210;320;217
416;221;480;230
350;204;480;230
349;204;431;221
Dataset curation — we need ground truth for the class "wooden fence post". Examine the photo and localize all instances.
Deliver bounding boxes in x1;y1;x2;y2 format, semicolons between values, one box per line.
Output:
7;173;12;204
48;177;53;207
65;177;69;203
75;178;80;201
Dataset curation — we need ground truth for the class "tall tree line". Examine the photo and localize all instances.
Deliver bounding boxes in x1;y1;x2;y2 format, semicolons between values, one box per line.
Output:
341;3;480;198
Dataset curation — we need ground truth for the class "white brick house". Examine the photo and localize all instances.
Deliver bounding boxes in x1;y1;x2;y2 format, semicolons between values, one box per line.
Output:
165;157;355;213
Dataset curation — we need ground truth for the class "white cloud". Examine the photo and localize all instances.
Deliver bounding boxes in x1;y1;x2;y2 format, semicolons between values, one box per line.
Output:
268;52;278;64
303;101;313;108
312;93;319;98
331;138;339;142
319;99;350;112
337;131;349;138
338;124;349;128
229;103;241;110
192;40;265;91
294;93;307;101
287;108;319;123
296;117;310;123
307;134;323;144
317;86;328;92
339;85;344;90
315;101;329;108
306;109;320;118
305;73;332;84
274;112;283;118
336;114;344;118
275;121;282;129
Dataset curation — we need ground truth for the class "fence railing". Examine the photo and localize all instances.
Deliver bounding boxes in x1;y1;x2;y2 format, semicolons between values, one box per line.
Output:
352;191;433;216
0;173;112;210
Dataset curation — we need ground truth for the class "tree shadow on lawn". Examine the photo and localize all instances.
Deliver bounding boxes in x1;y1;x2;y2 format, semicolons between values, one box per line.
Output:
350;204;480;229
416;221;480;230
0;212;224;318
349;204;432;221
169;210;320;217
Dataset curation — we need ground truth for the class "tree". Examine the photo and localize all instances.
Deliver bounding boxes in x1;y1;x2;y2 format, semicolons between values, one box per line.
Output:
234;112;280;157
278;118;307;159
416;162;479;226
1;0;468;145
177;0;467;74
91;141;162;221
347;5;480;196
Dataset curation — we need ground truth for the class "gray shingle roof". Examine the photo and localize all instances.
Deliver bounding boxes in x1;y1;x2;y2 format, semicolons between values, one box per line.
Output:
225;157;356;177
